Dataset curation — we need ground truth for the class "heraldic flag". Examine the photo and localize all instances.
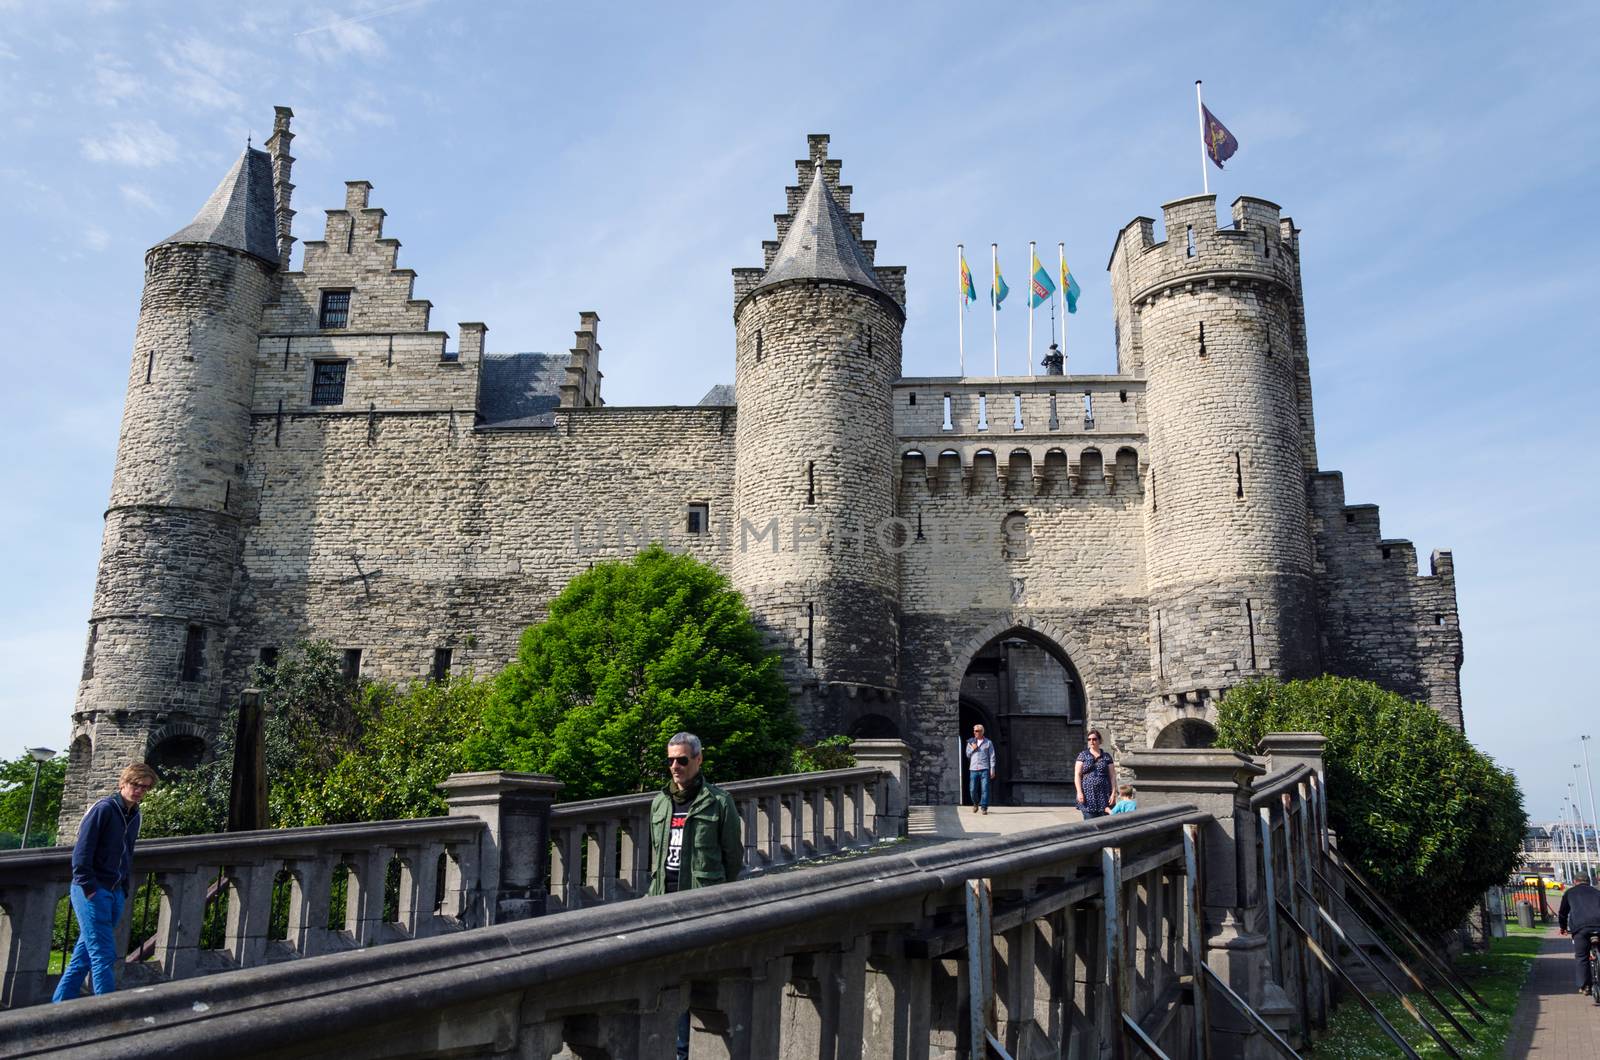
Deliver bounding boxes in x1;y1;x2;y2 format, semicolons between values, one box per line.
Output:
960;252;977;306
1201;104;1238;169
992;262;1010;309
1060;257;1082;314
1029;250;1057;308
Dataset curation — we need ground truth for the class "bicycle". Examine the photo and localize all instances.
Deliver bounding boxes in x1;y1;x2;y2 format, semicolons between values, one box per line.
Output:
1590;932;1600;1006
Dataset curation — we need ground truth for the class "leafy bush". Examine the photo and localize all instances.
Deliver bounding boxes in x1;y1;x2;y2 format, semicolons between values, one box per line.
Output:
0;753;66;849
791;735;857;774
144;641;488;835
466;545;798;798
1216;676;1525;938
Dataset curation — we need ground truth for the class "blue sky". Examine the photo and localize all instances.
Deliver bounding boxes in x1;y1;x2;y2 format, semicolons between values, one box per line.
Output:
2;1;1596;823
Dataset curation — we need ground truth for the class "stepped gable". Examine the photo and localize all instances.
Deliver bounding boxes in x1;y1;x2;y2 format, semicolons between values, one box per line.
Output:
752;158;884;298
159;147;279;265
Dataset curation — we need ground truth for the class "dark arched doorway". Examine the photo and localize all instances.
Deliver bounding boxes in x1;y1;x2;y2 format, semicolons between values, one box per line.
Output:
958;629;1087;806
1153;718;1218;749
147;734;207;776
848;713;901;739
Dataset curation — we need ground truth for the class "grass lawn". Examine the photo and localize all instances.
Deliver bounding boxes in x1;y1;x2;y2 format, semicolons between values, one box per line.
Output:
1310;928;1543;1058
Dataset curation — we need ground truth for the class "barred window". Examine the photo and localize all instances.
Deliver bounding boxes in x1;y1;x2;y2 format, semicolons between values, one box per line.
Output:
319;290;351;328
686;503;709;535
311;361;347;406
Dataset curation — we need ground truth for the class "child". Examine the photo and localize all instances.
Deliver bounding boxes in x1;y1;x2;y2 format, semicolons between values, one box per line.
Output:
1109;785;1137;815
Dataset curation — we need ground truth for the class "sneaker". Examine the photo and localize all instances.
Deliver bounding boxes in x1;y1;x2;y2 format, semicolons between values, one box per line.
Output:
1581;985;1592;995
981;808;988;815
970;805;978;814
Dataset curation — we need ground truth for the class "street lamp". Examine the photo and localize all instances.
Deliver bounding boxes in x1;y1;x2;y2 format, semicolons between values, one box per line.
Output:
1579;768;1597;877
1583;736;1599;879
20;746;56;850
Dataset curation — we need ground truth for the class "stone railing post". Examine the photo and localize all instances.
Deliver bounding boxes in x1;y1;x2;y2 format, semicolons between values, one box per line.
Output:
1120;749;1288;1059
850;739;911;839
438;771;563;925
1256;733;1326;781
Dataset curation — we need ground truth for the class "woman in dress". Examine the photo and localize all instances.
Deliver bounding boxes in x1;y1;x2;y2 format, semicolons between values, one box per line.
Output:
1074;729;1116;819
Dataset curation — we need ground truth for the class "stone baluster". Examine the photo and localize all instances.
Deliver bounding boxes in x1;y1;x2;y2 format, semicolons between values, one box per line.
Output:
0;882;60;1006
781;792;801;862
153;868;208;980
223;862;277;966
285;856;333;957
686;959;789;1059
347;848;390;946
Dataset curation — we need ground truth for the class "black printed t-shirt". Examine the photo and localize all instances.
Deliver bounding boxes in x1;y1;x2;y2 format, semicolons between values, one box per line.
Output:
664;807;689;893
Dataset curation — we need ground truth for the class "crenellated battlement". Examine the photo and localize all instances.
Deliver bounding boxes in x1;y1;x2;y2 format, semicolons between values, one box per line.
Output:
1108;194;1300;307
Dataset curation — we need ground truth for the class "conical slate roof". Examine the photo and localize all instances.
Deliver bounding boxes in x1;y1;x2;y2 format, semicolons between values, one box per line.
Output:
158;147;278;264
753;163;884;297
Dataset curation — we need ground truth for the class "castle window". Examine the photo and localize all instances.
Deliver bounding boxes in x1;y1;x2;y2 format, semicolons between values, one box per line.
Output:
1012;393;1024;430
1234;451;1244;498
755;329;763;362
319;290;351;329
1048;391;1059;430
942;393;953;431
311;361;348;406
1082;392;1095;429
686;502;709;534
1198;322;1207;357
1185;225;1197;257
977;393;989;431
431;648;453;683
258;645;279;670
908;392;916;406
806;461;815;505
341;648;362;684
181;625;205;682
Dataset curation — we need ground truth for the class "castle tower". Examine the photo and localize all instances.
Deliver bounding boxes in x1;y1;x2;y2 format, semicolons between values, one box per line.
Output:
61;127;289;832
730;136;907;736
1109;195;1320;721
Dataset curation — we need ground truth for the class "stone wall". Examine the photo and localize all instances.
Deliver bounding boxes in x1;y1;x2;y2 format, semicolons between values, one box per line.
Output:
1309;472;1464;727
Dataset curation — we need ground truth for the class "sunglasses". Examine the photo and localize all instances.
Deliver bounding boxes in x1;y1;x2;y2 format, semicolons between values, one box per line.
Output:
666;755;694;766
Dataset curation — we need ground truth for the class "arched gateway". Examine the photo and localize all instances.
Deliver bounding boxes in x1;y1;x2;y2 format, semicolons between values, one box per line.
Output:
949;618;1090;806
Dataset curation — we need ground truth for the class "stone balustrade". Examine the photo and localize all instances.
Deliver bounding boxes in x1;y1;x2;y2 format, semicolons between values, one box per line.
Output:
0;744;1336;1058
0;752;909;1011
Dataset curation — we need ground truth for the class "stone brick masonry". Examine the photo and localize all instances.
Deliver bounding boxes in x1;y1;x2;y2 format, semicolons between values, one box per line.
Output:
60;115;1466;831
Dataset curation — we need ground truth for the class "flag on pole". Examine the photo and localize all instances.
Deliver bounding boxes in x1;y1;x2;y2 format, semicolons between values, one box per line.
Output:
991;262;1010;310
1201;104;1238;169
1029;250;1057;308
959;251;977;306
1059;257;1082;314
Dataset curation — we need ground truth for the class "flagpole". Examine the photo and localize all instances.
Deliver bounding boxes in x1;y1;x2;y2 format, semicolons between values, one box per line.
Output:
1058;241;1068;372
956;243;965;377
991;243;999;377
1027;241;1035;377
1196;80;1209;195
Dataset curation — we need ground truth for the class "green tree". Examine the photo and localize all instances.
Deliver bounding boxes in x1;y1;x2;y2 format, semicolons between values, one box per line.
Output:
1215;676;1525;938
0;753;67;849
466;545;798;799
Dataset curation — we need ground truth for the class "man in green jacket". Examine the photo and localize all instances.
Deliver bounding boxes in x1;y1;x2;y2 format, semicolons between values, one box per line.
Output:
648;732;743;897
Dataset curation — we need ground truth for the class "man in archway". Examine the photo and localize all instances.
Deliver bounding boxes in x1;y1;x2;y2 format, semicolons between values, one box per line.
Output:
965;724;996;814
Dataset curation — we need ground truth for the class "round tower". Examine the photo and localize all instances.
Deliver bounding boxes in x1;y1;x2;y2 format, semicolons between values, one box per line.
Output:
62;140;285;831
1109;194;1319;724
731;139;904;736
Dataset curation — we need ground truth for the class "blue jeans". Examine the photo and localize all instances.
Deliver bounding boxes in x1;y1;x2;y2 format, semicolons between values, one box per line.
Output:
53;883;125;1001
677;1009;690;1059
968;769;991;810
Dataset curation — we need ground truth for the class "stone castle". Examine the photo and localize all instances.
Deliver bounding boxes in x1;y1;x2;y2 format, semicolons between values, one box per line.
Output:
61;106;1464;826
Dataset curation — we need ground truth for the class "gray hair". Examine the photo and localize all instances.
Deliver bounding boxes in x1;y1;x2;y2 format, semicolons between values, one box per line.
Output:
667;732;702;756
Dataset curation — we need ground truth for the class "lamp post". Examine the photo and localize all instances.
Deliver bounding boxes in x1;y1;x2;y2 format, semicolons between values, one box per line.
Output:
1579;770;1598;878
20;746;56;850
1583;735;1599;879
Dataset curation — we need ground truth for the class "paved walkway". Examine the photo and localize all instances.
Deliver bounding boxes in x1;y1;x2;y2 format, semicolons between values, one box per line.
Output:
909;803;1088;839
1506;930;1599;1058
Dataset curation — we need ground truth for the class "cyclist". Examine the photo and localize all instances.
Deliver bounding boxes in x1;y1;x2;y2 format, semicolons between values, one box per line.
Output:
1557;872;1600;994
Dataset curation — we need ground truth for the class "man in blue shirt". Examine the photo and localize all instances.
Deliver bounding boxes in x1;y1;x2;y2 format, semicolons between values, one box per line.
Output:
1558;873;1600;994
965;724;996;815
52;762;157;1002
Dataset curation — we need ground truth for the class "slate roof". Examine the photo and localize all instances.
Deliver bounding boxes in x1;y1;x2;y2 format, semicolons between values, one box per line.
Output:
752;164;885;298
477;352;568;428
697;384;736;406
159;147;279;264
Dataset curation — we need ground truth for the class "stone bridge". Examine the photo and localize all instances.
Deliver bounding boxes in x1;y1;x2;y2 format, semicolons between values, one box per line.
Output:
0;736;1380;1058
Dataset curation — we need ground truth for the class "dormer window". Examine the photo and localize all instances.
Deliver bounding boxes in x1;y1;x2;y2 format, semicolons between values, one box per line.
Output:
319;289;351;329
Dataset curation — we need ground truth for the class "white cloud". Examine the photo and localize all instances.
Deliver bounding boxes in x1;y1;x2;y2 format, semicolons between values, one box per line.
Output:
90;55;144;106
296;9;388;63
119;184;157;211
80;120;179;167
83;225;110;251
161;37;246;111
